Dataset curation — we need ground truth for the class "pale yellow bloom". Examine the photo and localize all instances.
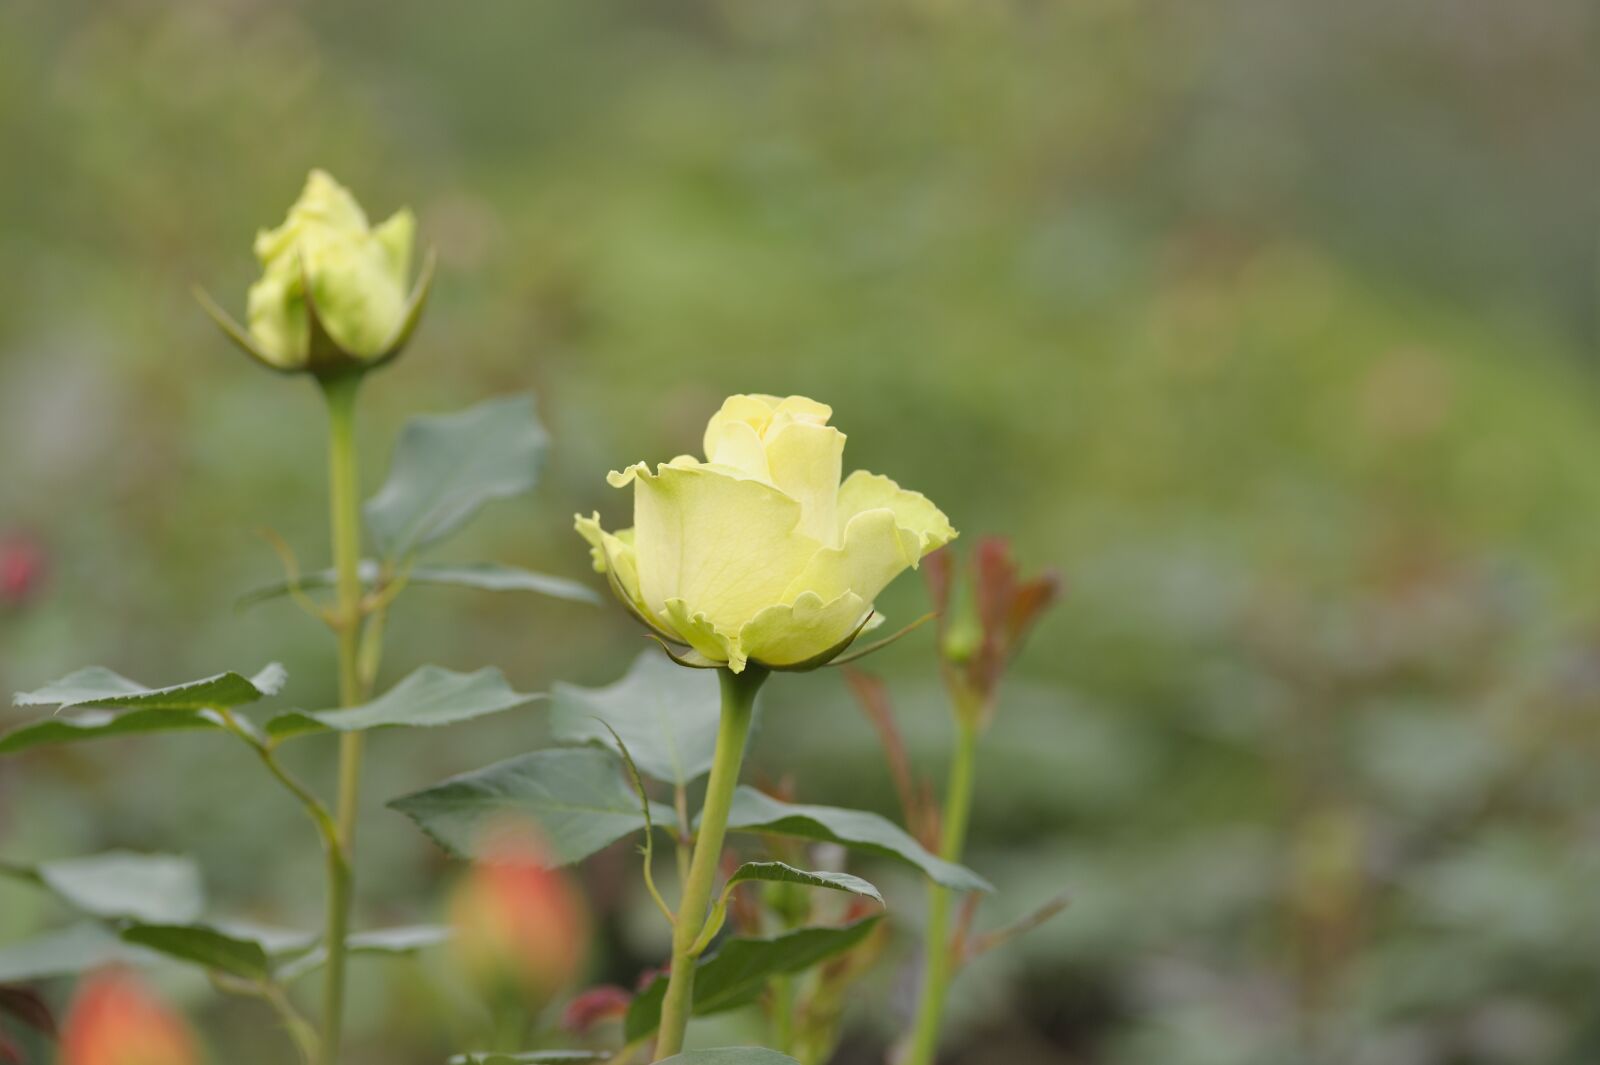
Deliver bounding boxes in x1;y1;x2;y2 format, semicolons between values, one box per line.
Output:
578;395;956;672
245;169;416;368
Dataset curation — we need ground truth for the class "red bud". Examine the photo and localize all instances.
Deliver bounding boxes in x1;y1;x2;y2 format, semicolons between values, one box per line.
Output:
59;969;200;1065
560;985;631;1034
0;534;46;608
939;537;1062;720
448;823;590;1013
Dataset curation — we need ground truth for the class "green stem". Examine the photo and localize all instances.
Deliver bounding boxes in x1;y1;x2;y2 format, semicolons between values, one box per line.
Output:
653;666;767;1061
770;974;795;1054
219;711;340;848
208;972;320;1065
212;715;334;1065
319;371;368;1065
674;785;693;894
490;999;525;1054
265;981;323;1065
904;714;980;1065
356;601;389;694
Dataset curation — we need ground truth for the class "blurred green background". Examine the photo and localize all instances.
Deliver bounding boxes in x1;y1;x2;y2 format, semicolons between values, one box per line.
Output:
3;0;1599;1062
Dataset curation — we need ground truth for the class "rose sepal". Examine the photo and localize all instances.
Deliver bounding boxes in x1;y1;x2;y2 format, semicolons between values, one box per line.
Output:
645;634;722;669
645;609;909;674
766;609;880;672
194;247;436;380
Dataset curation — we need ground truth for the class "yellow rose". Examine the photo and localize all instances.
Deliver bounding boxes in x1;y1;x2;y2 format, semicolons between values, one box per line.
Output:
577;394;956;672
197;169;434;375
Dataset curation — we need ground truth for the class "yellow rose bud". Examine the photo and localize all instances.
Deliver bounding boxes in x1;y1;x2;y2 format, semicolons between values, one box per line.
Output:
577;394;957;672
197;169;434;376
248;168;414;364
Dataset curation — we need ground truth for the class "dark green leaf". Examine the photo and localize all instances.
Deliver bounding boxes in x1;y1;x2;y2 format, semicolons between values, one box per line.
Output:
0;709;228;755
0;924;158;982
447;1053;608;1065
721;788;991;893
203;920;318;959
33;852;204;924
275;925;451;982
549;651;722;788
658;1053;801;1065
119;924;270;980
237;561;596;610
365;396;548;559
390;747;675;866
12;664;285;712
399;563;595;602
266;666;543;739
625;917;881;1040
724;861;883;906
345;925;451;953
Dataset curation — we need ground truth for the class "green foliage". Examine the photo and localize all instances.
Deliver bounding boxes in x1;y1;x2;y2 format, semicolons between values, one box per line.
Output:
265;665;543;739
0;708;229;754
448;1049;608;1055
3;664;286;752
394;715;986;894
237;561;596;610
0;924;156;983
548;650;723;788
274;926;451;983
721;787;990;893
657;1053;801;1065
390;747;675;865
13;851;203;924
12;663;285;712
624;917;882;1040
723;861;882;907
364;395;548;560
0;843;444;1001
120;923;273;981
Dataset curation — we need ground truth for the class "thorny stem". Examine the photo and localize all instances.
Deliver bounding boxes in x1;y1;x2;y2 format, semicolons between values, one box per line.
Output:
904;710;980;1065
653;666;766;1060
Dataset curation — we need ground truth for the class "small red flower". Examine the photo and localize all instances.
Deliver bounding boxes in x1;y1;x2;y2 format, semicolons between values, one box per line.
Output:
0;534;46;608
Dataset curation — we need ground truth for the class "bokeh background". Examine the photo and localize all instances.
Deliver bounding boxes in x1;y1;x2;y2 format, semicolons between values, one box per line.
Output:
3;1;1599;1062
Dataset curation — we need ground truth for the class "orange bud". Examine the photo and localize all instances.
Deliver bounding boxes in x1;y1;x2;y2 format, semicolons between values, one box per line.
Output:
448;823;590;1012
59;968;200;1065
